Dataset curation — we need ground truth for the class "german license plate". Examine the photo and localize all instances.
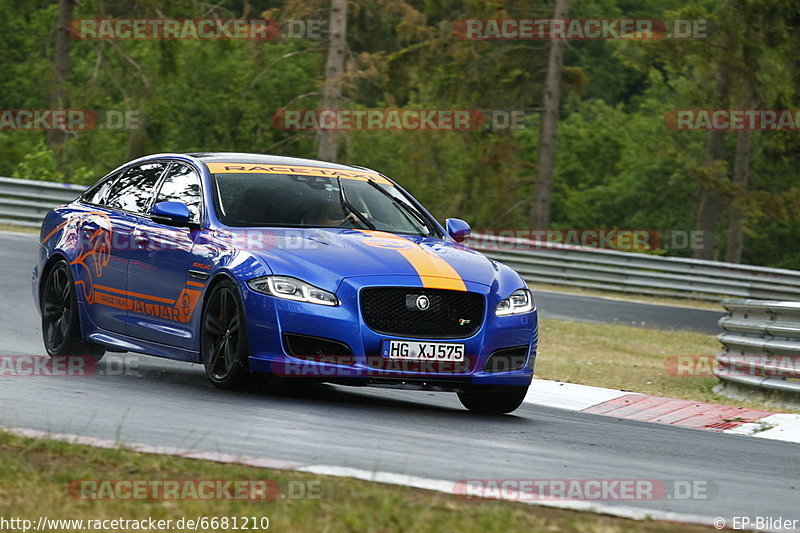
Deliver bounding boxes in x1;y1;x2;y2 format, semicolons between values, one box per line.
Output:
383;340;465;362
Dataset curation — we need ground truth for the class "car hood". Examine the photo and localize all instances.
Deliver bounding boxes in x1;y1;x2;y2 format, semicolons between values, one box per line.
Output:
224;228;502;292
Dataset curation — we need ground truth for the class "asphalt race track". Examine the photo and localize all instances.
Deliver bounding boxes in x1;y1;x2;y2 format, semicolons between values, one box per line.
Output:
1;231;797;523
534;290;723;334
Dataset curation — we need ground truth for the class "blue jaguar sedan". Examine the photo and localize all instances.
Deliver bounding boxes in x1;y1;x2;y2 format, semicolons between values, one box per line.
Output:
33;153;538;413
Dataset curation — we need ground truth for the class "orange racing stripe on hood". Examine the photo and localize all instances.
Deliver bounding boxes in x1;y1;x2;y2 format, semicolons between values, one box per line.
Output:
356;230;467;291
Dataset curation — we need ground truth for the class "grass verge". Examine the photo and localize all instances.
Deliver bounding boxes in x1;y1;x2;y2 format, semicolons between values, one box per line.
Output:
536;318;798;413
0;223;39;234
0;430;713;533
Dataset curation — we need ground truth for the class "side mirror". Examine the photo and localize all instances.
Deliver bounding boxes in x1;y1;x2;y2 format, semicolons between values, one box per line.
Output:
151;201;193;226
445;218;471;243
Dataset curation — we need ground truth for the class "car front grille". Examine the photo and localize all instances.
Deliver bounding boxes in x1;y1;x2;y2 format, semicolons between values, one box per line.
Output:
360;287;484;339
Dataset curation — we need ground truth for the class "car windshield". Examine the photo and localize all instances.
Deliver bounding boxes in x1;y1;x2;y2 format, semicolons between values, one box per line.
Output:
212;172;434;236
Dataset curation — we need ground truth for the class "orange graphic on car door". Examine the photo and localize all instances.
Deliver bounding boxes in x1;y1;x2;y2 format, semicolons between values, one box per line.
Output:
44;212;204;323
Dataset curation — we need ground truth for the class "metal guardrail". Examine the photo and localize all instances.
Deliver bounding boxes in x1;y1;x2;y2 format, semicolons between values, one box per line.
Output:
0;176;87;228
2;176;800;302
715;299;800;402
469;233;800;301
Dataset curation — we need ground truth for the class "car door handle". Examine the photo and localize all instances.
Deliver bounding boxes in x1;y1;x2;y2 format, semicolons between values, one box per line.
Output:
134;232;149;247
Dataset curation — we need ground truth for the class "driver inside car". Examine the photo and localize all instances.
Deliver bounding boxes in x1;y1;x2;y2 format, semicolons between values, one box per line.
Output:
303;189;367;227
305;201;360;227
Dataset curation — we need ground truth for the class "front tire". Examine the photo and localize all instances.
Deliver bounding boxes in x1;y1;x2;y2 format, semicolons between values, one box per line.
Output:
41;260;104;359
457;385;528;415
201;280;253;390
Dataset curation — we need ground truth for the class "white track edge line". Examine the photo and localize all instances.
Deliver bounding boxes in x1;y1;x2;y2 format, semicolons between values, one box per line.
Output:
526;379;800;444
524;379;636;411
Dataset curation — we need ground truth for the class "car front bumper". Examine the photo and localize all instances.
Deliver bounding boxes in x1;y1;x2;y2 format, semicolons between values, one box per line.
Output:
241;275;537;388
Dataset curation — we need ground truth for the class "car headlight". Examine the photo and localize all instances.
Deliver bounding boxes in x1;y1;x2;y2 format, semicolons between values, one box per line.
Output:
247;276;338;306
496;288;534;316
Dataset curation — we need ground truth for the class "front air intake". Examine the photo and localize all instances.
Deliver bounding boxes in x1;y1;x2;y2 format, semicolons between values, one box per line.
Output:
283;333;353;364
483;345;529;373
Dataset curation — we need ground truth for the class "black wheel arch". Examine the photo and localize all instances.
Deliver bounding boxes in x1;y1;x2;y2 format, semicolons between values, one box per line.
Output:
198;272;249;363
39;253;71;310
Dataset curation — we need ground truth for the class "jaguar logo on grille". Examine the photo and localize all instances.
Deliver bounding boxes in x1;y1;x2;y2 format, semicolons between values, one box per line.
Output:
415;295;430;311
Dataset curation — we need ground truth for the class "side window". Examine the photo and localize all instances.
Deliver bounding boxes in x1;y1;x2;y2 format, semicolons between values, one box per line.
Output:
105;162;167;214
82;171;121;206
154;164;202;224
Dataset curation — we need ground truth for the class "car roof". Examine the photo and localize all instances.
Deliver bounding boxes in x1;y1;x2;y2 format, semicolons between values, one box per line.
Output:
184;152;377;173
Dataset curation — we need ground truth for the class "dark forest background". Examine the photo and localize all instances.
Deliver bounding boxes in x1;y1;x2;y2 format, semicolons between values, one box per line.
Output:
1;0;799;267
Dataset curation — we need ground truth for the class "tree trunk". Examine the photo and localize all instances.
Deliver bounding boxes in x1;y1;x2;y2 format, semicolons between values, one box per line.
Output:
694;129;726;260
126;122;147;161
693;36;734;260
532;0;569;229
47;0;74;153
724;129;752;263
317;0;348;162
724;17;759;264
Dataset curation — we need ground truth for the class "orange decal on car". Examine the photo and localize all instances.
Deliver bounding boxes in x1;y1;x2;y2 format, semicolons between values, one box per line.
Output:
357;230;467;291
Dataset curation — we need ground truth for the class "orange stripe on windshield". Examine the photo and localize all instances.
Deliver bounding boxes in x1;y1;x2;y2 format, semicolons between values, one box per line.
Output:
206;162;392;184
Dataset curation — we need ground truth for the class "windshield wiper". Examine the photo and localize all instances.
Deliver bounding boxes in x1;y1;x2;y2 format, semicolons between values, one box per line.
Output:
365;178;430;235
337;178;375;230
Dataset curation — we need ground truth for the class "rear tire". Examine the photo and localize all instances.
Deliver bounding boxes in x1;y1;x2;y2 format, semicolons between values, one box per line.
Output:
457;385;528;414
201;280;253;390
41;260;105;360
